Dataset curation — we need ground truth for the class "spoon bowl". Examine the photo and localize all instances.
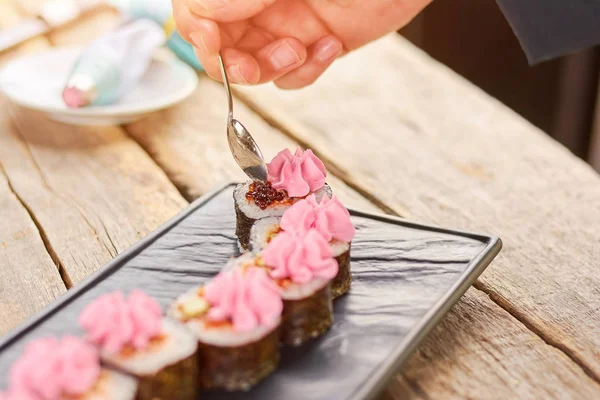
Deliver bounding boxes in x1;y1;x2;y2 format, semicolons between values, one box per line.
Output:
227;118;268;182
218;54;268;182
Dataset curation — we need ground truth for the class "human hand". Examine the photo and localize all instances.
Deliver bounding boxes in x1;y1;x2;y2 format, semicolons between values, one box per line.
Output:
173;0;431;89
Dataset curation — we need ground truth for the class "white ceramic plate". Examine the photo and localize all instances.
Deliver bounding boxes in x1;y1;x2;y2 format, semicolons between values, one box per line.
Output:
0;47;198;126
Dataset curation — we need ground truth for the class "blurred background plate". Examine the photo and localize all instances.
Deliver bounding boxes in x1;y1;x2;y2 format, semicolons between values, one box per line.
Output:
0;46;198;126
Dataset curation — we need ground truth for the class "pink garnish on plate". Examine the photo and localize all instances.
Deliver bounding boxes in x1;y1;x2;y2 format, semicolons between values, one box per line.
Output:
79;289;162;354
266;147;327;197
9;336;101;400
262;229;339;284
280;194;355;243
62;86;87;108
204;267;283;332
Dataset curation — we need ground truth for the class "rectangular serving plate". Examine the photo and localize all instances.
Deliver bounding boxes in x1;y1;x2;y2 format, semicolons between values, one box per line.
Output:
0;183;501;400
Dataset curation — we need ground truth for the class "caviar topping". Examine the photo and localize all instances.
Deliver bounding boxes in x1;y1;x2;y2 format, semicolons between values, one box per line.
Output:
246;181;291;210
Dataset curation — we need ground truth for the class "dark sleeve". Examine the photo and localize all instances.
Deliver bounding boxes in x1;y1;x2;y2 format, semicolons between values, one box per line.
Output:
495;0;600;64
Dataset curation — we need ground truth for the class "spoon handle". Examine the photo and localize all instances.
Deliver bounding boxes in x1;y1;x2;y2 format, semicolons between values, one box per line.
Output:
217;53;234;121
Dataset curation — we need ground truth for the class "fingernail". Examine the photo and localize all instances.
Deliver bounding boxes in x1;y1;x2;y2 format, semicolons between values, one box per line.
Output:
227;64;248;84
315;38;342;62
269;42;301;70
199;0;227;10
189;32;208;52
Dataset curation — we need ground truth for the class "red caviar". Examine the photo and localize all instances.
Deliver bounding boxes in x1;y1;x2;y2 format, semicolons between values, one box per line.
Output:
246;181;291;210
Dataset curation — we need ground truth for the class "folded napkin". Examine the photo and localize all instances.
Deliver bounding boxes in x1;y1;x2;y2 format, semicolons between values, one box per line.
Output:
62;18;165;108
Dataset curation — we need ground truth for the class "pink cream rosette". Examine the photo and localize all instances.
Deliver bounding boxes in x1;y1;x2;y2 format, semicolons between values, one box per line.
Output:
280;194;355;243
266;147;327;197
204;268;283;332
79;289;162;354
262;229;339;284
9;336;101;400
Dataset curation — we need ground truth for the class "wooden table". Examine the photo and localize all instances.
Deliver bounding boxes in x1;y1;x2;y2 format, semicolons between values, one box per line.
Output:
1;3;600;399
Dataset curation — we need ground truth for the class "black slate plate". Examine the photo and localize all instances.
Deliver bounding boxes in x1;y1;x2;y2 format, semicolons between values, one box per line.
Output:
0;183;501;400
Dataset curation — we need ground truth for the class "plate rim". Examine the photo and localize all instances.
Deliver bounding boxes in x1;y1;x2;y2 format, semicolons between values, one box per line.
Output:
0;46;199;118
0;182;502;399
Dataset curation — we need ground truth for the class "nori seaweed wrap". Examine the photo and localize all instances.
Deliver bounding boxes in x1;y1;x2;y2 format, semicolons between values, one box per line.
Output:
169;267;283;391
79;290;199;400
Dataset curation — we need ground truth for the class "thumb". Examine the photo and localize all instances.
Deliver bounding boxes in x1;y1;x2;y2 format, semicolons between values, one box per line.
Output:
188;0;277;22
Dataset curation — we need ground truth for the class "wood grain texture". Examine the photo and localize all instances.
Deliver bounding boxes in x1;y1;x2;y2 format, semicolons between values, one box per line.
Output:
235;34;600;394
0;133;66;335
398;289;600;400
125;76;380;213
2;5;598;399
0;1;48;62
0;0;66;337
0;105;187;286
0;5;187;291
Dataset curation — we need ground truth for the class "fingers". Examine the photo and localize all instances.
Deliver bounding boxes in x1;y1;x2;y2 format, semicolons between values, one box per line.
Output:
197;46;261;85
173;0;212;44
199;36;308;85
254;37;308;83
274;35;343;89
235;26;275;53
189;0;277;22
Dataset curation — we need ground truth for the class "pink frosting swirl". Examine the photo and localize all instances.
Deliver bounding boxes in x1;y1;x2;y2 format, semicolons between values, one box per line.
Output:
0;388;40;400
79;289;162;354
204;268;283;332
262;229;339;284
267;147;327;197
280;194;355;243
9;336;100;399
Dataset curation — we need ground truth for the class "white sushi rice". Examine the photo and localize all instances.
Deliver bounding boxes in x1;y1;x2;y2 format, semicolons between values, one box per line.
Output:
188;318;280;347
224;251;331;301
249;217;281;251
234;181;331;220
330;240;350;258
221;252;258;272
168;285;279;347
101;318;197;377
89;369;138;400
250;218;350;258
278;279;329;301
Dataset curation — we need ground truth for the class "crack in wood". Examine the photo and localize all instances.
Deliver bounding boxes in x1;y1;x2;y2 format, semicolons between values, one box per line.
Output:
400;374;432;400
230;86;600;389
474;281;600;385
7;106;118;276
120;128;196;202
0;161;72;289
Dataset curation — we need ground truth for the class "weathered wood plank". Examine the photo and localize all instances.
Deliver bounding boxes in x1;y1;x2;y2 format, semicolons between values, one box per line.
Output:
395;289;600;400
46;6;119;45
0;1;48;63
126;76;380;213
0;5;187;290
0;1;66;337
235;33;600;392
7;5;600;399
0;132;66;335
0;105;187;286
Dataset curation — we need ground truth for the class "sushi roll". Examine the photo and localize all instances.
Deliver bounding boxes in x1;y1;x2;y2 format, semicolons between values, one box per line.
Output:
261;229;338;345
5;336;138;400
248;216;282;251
79;290;199;400
250;194;356;298
228;229;338;346
169;267;283;391
234;147;332;251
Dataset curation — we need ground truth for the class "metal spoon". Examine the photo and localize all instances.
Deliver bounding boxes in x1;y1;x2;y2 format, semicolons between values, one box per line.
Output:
217;53;268;182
